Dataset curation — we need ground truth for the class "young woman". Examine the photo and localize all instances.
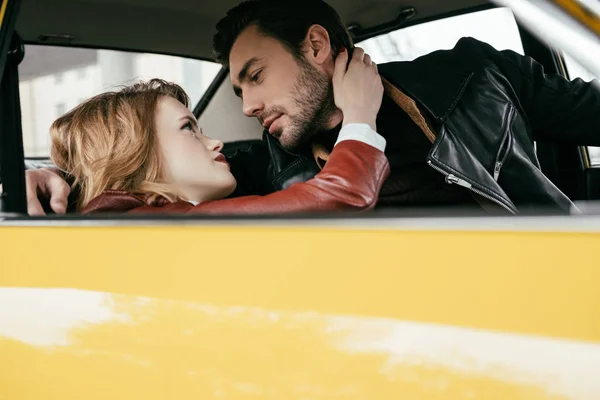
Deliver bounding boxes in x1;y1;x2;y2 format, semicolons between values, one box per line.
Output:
50;50;389;215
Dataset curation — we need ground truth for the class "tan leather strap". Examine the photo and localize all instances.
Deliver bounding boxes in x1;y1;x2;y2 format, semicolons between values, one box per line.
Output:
382;77;437;144
312;142;330;170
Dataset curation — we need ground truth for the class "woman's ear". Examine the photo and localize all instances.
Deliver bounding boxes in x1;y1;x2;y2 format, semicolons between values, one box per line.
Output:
303;24;332;66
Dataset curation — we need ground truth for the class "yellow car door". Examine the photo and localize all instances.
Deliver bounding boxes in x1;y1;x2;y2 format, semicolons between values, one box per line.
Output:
1;0;600;399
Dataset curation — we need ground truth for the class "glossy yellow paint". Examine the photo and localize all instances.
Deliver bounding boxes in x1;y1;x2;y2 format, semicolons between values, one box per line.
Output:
1;224;600;399
553;0;600;35
0;0;8;30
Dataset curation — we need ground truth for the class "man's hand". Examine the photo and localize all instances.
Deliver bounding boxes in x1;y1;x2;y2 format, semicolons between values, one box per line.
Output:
21;169;70;215
332;46;383;131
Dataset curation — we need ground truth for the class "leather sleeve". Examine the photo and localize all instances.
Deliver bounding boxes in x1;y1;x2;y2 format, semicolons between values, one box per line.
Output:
478;39;600;146
129;140;390;215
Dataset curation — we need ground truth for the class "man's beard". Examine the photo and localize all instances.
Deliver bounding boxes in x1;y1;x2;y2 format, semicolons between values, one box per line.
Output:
272;57;337;150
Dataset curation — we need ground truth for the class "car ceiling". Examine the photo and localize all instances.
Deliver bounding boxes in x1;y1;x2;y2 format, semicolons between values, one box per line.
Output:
16;0;488;61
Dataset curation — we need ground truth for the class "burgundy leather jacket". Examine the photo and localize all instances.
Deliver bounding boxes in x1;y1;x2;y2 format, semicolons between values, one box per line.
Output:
81;140;390;215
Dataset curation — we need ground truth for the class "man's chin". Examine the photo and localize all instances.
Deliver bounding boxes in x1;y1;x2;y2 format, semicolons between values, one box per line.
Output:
278;136;303;151
272;130;296;150
277;128;314;151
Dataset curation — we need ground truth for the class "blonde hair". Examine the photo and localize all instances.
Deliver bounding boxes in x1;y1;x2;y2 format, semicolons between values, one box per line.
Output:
50;79;190;210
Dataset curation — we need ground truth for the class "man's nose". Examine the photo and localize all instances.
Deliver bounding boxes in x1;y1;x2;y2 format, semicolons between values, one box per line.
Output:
242;93;264;118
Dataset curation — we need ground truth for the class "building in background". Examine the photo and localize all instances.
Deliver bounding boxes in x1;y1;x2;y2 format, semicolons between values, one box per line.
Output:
19;45;220;157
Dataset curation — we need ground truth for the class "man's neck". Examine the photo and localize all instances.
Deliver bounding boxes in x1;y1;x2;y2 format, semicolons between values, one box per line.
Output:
316;120;343;151
295;110;342;152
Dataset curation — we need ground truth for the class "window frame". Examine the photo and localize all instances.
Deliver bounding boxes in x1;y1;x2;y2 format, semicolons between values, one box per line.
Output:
193;66;228;118
0;0;27;214
0;2;590;220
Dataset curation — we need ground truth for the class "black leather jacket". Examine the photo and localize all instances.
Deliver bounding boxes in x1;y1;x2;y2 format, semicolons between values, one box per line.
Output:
228;37;600;213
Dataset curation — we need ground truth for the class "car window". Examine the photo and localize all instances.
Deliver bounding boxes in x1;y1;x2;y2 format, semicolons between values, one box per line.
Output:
356;7;524;63
562;53;600;166
357;7;600;168
19;46;221;157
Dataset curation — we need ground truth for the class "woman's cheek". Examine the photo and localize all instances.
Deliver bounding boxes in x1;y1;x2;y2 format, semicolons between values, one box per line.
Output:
163;143;193;182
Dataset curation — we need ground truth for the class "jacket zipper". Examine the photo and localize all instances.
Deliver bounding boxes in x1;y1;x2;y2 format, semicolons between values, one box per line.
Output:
493;162;503;181
493;107;515;181
494;147;509;182
427;159;516;214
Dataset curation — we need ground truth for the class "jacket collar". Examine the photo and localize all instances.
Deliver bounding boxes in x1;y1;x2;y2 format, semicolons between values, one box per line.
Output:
378;60;474;122
80;190;145;214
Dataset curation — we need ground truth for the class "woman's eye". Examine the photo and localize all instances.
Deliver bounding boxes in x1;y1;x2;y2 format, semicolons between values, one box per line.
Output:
182;122;194;131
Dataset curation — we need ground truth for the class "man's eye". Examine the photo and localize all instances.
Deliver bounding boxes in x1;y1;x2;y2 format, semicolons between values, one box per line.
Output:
250;70;263;83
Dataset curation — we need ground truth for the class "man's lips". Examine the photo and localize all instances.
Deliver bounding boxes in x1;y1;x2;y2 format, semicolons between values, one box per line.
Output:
262;114;282;133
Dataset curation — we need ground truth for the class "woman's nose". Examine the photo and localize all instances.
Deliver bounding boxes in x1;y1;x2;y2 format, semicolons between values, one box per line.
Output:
207;138;224;152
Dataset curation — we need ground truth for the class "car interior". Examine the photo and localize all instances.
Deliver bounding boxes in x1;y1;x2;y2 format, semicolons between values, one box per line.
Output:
1;0;600;217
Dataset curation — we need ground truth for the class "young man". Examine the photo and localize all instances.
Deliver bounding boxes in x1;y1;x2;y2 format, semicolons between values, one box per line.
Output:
211;0;600;214
24;0;600;215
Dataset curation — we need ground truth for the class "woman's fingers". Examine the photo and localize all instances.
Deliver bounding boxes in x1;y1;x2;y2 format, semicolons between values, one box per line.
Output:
332;48;349;89
363;53;372;66
352;47;365;63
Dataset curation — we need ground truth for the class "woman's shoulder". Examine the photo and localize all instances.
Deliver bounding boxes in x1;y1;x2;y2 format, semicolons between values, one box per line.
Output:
81;190;155;214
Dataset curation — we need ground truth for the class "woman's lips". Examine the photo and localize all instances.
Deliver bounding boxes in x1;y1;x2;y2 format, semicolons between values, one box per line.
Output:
214;153;229;167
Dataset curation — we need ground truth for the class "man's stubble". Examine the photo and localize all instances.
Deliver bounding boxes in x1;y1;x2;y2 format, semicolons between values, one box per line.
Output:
275;57;338;150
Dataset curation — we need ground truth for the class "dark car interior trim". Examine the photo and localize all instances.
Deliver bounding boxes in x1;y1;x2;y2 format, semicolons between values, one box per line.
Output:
193;66;229;117
0;0;27;214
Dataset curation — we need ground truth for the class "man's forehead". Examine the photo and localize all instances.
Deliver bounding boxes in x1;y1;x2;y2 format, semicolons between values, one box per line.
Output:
229;26;287;80
230;27;262;69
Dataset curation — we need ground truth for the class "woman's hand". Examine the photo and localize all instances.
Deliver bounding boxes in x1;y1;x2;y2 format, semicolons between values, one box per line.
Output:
332;47;383;131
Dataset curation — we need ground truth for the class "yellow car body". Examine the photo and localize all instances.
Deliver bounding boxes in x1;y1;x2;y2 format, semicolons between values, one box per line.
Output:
1;0;600;398
2;219;600;399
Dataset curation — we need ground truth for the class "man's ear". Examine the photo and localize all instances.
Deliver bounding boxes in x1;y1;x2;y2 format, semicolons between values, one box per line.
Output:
303;24;332;66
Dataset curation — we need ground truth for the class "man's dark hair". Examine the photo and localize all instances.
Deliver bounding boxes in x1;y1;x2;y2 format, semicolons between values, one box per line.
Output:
213;0;353;66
